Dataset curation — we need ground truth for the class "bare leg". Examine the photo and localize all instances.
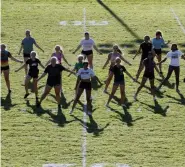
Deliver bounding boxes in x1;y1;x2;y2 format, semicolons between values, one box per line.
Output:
54;85;61;105
157;54;162;73
104;73;113;92
136;60;144;80
174;66;180;91
39;85;52;105
24;57;29;75
106;84;118;106
149;79;155;100
120;84;125;105
134;77;147;100
24;75;32;98
3;69;10;92
33;78;38;99
86;89;92;114
87;54;93;69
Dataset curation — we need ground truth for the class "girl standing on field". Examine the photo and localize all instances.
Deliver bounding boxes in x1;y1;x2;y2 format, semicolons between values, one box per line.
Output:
105;57;135;107
1;44;23;93
15;51;45;103
152;30;170;74
36;57;75;108
102;44;131;93
157;44;185;92
72;32;102;69
133;35;155;81
134;51;162;101
18;30;44;75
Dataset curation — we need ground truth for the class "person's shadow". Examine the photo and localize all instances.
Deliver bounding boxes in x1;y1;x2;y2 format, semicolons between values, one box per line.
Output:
140;100;169;116
72;115;109;136
166;91;185;105
91;76;103;91
1;93;17;110
107;105;143;126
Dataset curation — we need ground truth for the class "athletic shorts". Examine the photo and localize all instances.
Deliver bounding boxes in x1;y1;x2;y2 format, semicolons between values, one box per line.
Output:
23;53;30;58
113;80;125;86
143;72;155;80
28;70;39;79
1;66;9;71
47;78;61;87
81;50;93;56
79;81;91;90
154;49;162;55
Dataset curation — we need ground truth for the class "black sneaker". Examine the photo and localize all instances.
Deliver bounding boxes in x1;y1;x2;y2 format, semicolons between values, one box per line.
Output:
24;93;29;99
160;72;163;75
36;101;41;108
8;89;12;94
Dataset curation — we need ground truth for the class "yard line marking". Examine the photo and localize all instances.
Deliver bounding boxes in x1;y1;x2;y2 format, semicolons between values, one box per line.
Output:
91;163;106;167
43;164;75;167
116;164;130;167
170;8;185;34
82;8;87;167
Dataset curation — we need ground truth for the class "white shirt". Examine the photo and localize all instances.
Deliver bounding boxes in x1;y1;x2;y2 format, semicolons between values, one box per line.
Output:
77;68;95;79
80;38;95;51
166;50;183;66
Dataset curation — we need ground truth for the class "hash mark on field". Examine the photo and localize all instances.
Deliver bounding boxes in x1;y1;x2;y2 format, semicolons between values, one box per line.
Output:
91;163;106;167
43;164;75;167
170;8;185;34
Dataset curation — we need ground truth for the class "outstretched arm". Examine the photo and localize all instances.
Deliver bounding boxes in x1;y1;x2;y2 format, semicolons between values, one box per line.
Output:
68;67;76;77
93;44;102;54
63;56;71;66
18;45;23;55
34;42;44;52
102;54;111;69
73;44;81;54
181;54;185;60
157;57;167;65
120;55;132;66
37;72;47;82
133;46;141;60
64;68;76;75
125;70;135;81
10;55;23;63
39;62;45;69
15;63;26;72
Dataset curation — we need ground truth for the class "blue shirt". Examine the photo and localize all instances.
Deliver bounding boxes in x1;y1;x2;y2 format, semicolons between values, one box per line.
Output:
22;37;36;54
152;38;165;49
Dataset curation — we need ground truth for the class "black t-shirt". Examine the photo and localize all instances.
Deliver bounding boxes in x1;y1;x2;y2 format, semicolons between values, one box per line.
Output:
44;64;66;79
26;58;41;72
110;65;126;82
143;58;155;73
140;42;152;59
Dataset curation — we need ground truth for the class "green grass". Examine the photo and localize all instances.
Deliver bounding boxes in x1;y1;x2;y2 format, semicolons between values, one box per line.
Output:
1;0;185;167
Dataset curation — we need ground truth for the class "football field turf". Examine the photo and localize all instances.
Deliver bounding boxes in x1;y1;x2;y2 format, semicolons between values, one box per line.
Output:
1;0;185;167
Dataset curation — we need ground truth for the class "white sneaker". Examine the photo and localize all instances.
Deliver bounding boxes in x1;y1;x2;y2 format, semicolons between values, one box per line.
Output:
69;109;74;115
121;104;127;107
153;96;157;101
87;111;92;115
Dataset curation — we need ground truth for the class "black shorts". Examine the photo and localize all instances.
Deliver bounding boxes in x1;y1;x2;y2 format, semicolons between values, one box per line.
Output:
28;70;39;79
1;66;9;71
23;53;30;58
81;50;93;56
154;49;162;55
79;82;91;90
47;78;61;87
143;72;155;80
113;80;125;86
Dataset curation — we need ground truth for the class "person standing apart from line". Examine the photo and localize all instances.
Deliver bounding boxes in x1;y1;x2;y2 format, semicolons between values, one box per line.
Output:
133;35;155;81
1;44;23;93
72;32;102;69
15;51;45;103
36;57;75;108
105;57;135;107
134;52;162;101
18;30;44;75
102;44;131;93
152;30;170;74
70;62;95;115
157;44;185;92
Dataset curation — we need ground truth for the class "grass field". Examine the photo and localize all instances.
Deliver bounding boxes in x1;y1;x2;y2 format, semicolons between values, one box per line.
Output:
1;0;185;167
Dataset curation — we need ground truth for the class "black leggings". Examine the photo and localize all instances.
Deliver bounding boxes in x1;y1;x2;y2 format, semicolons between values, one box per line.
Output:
162;65;180;89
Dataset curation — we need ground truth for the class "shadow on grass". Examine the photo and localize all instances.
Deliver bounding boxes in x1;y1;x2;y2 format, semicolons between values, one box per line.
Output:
166;91;185;105
156;78;175;89
96;0;141;41
49;92;73;109
107;105;143;126
91;76;103;91
1;93;17;110
140;100;169;116
72;115;109;136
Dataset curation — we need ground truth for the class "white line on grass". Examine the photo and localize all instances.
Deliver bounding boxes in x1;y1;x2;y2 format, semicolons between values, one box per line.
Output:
170;8;185;34
82;8;87;167
43;164;75;167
